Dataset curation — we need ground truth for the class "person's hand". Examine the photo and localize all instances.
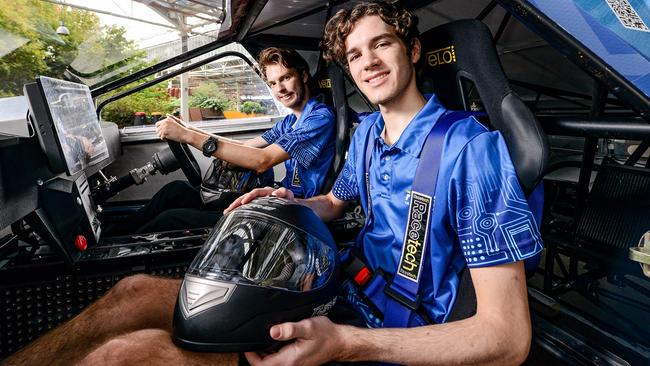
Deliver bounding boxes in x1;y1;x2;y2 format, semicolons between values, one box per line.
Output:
155;117;190;143
245;317;347;366
224;187;295;213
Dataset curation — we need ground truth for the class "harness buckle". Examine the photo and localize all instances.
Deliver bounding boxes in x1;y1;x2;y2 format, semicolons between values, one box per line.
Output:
382;275;421;311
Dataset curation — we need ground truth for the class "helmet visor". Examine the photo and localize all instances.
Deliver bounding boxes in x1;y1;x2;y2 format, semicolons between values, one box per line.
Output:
187;210;335;292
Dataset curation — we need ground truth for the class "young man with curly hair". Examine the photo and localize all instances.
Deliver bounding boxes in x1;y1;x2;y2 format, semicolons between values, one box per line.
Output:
232;2;543;365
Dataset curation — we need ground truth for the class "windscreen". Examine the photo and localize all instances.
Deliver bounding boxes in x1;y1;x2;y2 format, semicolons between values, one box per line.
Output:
188;210;336;292
39;76;109;175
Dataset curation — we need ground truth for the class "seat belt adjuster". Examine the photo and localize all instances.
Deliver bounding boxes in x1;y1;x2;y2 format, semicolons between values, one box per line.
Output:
383;278;421;311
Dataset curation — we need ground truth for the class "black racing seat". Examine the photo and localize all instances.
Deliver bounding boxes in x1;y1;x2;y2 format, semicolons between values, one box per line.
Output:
312;63;352;194
418;19;549;195
416;19;550;321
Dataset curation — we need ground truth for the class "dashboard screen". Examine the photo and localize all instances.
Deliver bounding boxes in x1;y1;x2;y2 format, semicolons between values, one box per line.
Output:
38;76;108;175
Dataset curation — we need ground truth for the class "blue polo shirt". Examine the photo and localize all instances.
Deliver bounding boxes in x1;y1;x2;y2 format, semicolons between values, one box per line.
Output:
332;94;544;324
261;98;335;198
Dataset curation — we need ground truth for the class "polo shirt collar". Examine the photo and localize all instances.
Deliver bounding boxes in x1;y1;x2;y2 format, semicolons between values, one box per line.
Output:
290;97;319;128
371;94;447;157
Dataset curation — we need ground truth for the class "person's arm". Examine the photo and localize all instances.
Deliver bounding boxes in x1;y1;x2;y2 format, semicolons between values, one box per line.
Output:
225;187;348;223
339;261;531;365
161;116;270;148
298;192;348;222
246;261;531;366
243;136;271;148
186;126;268;148
156;118;286;173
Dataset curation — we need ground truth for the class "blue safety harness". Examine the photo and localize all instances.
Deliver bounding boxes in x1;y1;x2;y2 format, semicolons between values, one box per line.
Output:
342;109;544;330
342;110;480;328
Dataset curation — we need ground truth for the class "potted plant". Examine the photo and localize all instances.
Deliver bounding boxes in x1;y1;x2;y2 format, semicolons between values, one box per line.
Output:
239;101;266;116
188;84;233;120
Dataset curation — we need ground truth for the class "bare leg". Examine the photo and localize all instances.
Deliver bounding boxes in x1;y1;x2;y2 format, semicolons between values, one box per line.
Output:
78;329;238;366
3;274;181;366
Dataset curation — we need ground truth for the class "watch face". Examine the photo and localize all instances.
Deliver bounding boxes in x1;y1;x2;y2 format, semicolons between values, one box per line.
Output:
203;138;217;156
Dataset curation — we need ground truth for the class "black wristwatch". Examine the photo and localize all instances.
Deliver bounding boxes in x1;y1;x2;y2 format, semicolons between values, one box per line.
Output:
202;136;218;157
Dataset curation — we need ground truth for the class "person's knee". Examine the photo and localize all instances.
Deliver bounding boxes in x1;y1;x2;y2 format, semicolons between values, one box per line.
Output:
157;180;196;200
106;274;178;311
97;276;180;331
110;274;156;301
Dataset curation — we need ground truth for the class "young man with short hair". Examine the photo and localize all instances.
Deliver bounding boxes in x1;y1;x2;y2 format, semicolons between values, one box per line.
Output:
231;2;543;365
3;47;334;366
108;47;335;234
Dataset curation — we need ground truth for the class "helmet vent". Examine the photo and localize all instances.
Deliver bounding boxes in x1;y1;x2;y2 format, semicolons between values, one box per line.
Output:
180;275;236;318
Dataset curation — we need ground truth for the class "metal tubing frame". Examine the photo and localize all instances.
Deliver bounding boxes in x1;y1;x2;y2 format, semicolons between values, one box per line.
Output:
96;51;256;116
89;0;273;98
235;0;270;41
573;82;607;228
538;117;650;139
476;0;498;21
493;11;511;43
510;80;625;107
90;36;234;98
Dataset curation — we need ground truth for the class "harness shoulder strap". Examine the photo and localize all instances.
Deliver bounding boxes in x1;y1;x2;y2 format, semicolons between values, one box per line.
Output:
348;110;481;328
383;110;476;327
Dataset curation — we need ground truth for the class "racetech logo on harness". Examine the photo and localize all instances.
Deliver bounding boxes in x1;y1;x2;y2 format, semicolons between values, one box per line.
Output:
398;192;432;281
292;166;300;187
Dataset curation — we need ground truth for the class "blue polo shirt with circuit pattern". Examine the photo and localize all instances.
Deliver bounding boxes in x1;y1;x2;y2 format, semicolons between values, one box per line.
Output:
332;94;544;324
261;98;335;198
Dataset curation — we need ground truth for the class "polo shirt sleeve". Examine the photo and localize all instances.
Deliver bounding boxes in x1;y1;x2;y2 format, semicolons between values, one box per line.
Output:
448;130;544;268
331;130;360;202
261;116;288;144
273;107;335;169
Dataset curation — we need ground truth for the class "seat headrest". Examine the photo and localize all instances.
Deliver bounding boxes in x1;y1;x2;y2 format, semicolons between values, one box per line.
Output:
418;19;549;195
312;67;334;106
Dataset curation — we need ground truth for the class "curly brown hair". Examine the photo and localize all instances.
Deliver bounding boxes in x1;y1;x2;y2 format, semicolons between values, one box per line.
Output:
321;1;419;66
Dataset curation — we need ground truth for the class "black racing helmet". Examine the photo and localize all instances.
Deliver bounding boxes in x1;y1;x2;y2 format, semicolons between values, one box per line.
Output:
172;197;339;352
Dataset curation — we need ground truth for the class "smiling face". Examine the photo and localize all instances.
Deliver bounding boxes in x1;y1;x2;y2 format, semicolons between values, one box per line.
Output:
344;15;421;109
264;63;309;113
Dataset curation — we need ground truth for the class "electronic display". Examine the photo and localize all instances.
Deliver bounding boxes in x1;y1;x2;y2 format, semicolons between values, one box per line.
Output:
37;76;108;175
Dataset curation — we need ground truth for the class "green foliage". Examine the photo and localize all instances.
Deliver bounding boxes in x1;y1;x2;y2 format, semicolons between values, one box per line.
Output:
101;81;175;128
0;0;146;96
189;83;234;111
169;98;181;109
240;101;266;115
197;97;229;111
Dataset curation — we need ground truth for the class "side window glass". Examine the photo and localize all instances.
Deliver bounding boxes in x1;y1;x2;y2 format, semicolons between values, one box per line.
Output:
99;44;286;127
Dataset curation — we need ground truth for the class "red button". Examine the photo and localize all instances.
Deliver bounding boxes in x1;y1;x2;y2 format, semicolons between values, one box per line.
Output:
354;267;372;286
75;235;88;251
